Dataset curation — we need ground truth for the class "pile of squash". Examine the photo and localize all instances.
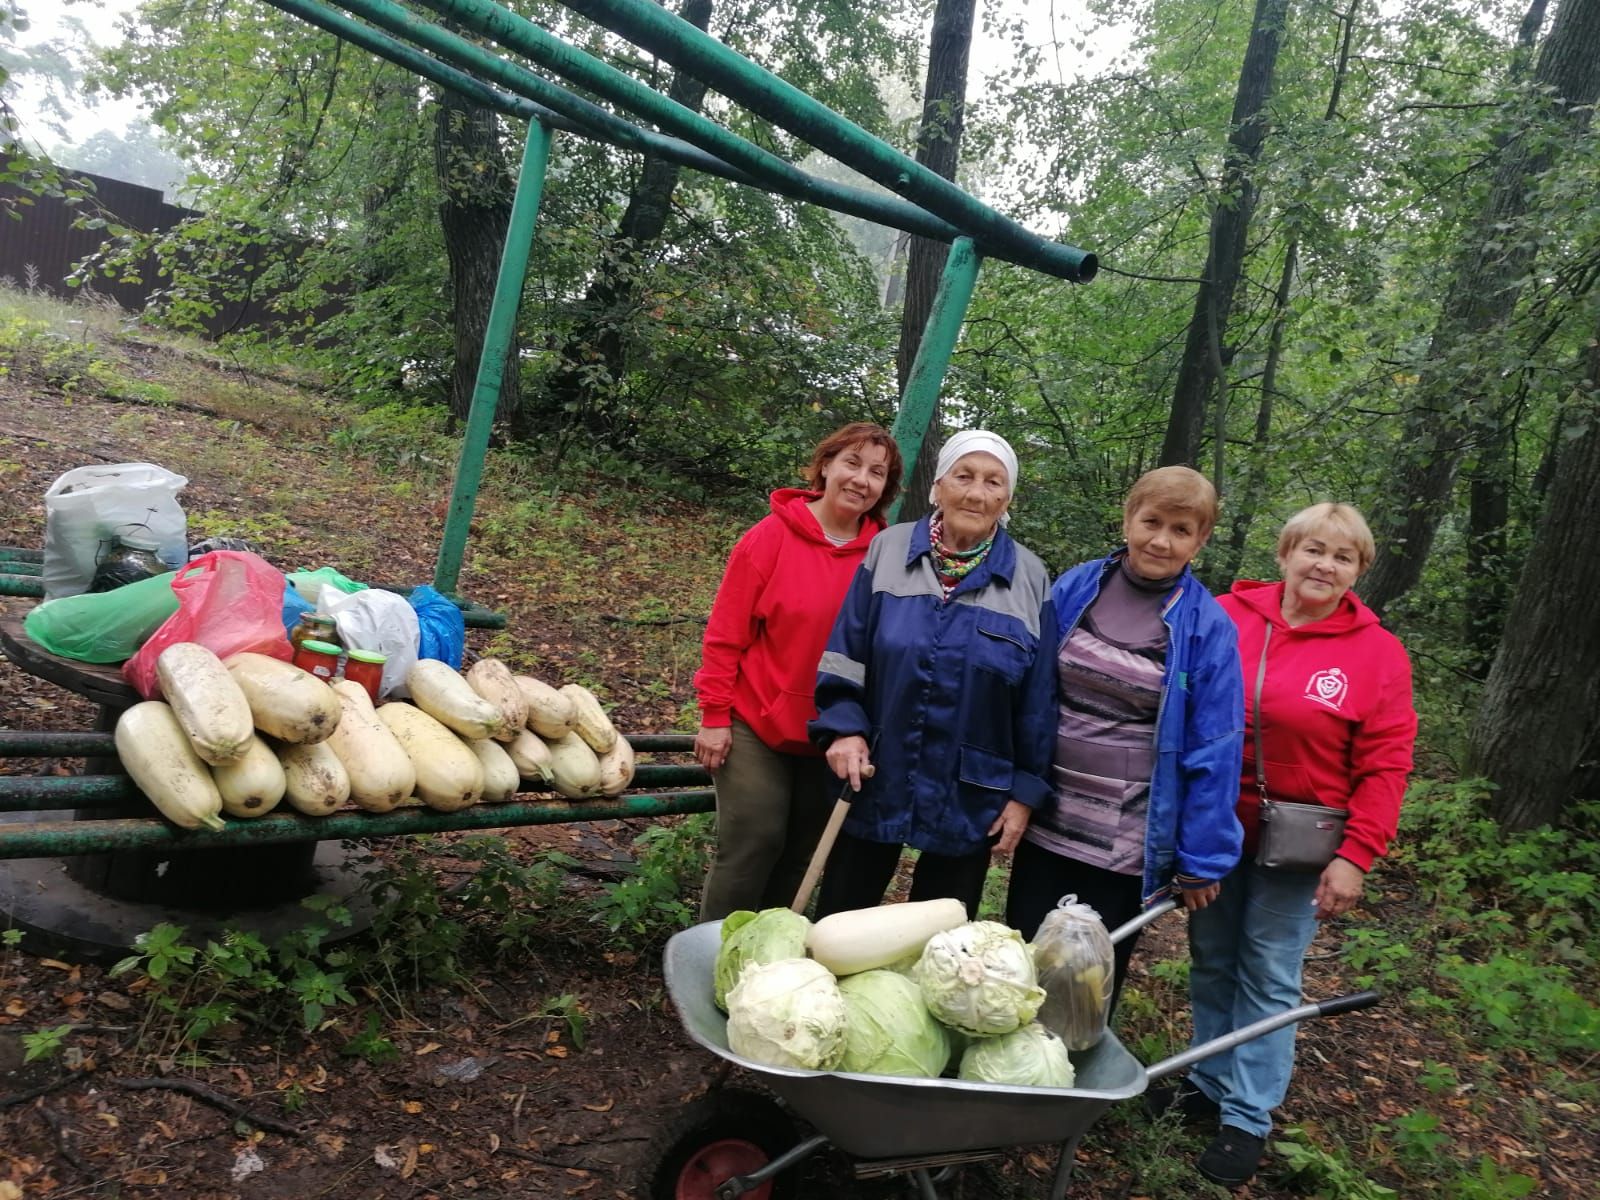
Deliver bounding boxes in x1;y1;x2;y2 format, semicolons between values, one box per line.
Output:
113;643;636;831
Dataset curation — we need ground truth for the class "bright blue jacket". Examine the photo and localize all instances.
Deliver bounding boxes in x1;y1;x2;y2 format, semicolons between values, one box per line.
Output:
809;518;1058;857
1034;552;1245;901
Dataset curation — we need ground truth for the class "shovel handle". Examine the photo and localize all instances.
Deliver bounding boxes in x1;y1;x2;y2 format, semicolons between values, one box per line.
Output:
790;763;874;913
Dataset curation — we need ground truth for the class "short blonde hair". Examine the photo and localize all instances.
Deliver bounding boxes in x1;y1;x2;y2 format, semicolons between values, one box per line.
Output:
1276;503;1376;573
1123;466;1219;537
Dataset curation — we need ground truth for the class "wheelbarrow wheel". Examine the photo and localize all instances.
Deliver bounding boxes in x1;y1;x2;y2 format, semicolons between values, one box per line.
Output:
646;1088;799;1200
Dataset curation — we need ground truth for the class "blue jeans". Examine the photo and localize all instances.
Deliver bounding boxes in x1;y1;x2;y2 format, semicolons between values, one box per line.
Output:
1186;861;1320;1137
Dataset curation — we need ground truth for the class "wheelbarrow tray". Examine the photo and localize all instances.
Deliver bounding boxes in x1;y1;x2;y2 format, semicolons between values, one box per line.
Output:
663;921;1146;1161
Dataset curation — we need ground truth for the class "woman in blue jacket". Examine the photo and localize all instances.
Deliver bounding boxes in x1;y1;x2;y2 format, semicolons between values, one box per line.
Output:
809;431;1057;918
1006;466;1243;1004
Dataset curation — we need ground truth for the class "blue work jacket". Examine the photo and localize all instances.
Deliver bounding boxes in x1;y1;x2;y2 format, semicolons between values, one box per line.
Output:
809;517;1058;857
1040;552;1245;901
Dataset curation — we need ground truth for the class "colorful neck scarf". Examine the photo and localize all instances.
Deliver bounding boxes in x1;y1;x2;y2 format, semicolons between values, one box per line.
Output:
929;510;995;597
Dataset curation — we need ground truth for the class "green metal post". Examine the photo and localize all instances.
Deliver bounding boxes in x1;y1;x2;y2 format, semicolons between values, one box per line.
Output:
433;119;553;596
888;238;983;521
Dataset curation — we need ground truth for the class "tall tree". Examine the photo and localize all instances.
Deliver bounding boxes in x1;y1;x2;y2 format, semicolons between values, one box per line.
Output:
1469;319;1600;831
435;88;519;424
1157;0;1292;471
896;0;977;522
541;0;714;432
1360;0;1600;615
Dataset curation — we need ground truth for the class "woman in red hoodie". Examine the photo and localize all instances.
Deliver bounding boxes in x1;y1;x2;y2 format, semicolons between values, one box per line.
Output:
694;423;902;920
1158;503;1417;1187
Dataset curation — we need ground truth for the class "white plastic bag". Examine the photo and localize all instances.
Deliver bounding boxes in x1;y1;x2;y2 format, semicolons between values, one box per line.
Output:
322;588;420;700
1031;895;1115;1051
42;463;188;599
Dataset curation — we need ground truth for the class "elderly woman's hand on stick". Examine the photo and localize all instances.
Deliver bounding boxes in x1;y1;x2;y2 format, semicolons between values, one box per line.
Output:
987;800;1031;855
825;734;874;792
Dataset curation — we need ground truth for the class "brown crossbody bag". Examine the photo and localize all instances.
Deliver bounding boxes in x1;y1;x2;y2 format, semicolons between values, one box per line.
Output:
1252;622;1349;872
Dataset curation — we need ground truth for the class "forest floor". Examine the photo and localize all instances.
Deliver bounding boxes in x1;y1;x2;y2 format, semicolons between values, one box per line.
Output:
0;293;1595;1199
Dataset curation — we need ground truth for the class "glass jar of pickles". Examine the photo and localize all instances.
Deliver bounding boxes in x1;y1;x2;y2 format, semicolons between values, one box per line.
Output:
290;613;340;655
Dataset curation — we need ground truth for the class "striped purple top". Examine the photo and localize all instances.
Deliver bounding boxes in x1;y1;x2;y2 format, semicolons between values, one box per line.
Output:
1026;562;1171;874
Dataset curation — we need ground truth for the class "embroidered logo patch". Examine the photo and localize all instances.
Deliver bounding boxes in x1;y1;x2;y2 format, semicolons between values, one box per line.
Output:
1304;667;1349;711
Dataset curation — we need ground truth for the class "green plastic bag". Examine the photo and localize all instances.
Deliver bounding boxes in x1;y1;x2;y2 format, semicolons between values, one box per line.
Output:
23;570;180;663
286;565;368;604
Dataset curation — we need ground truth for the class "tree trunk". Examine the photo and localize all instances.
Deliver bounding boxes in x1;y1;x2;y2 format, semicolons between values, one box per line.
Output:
434;87;518;425
1463;452;1512;676
1470;319;1600;831
543;0;715;433
895;0;977;523
1157;0;1290;469
1360;0;1598;616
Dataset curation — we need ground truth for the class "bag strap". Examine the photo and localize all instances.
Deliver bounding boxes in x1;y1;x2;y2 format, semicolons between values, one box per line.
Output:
1254;620;1273;802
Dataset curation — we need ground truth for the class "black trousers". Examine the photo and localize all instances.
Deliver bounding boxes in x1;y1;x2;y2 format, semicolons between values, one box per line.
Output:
814;829;993;919
1005;838;1147;1009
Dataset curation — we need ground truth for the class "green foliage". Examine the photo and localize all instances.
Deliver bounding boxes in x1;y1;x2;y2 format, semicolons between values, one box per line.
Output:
590;814;715;948
340;1011;401;1066
1272;1127;1398;1198
21;1023;72;1065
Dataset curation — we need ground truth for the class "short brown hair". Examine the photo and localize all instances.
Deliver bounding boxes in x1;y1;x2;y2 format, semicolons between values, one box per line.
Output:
1123;466;1219;537
802;422;903;523
1277;503;1376;573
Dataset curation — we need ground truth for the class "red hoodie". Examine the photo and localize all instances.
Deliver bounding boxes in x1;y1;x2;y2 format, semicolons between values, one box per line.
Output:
694;489;883;756
1218;580;1417;872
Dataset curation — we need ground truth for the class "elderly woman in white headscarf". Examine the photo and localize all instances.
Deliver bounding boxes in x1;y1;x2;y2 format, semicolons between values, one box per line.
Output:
808;430;1058;917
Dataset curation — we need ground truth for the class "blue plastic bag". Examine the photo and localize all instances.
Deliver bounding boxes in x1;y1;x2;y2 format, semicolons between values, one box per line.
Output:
409;584;465;668
283;581;315;633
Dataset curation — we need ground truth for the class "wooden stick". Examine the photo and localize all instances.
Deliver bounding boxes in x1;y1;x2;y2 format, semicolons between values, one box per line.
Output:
790;764;873;913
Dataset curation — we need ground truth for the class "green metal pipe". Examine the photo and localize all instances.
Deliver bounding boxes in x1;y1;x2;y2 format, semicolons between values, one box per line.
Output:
0;763;712;813
0;547;43;563
0;729;695;758
888;238;984;520
0;560;41;576
377;0;978;250
0;575;43;598
557;0;1096;282
434;118;554;595
0;790;716;858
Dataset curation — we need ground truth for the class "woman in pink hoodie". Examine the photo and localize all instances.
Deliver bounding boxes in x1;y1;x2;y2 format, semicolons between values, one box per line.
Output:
693;424;902;920
1158;503;1417;1187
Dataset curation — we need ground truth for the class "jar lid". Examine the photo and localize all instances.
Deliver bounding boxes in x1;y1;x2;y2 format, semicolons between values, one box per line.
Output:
303;613;337;625
120;533;162;551
299;640;342;654
346;649;388;664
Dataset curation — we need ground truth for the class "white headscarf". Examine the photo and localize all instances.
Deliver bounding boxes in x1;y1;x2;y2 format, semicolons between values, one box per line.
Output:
928;430;1019;525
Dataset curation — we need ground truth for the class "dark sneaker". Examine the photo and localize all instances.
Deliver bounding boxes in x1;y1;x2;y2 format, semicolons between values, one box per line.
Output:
1144;1077;1222;1124
1197;1125;1267;1188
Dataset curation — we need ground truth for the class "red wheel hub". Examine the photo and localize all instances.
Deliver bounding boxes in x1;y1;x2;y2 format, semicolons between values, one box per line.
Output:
673;1138;774;1200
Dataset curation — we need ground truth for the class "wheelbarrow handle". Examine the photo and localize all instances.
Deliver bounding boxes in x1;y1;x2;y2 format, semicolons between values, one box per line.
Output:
1106;896;1177;945
1145;989;1382;1083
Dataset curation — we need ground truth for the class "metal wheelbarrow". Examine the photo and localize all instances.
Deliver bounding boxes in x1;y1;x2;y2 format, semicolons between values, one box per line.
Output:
652;902;1379;1199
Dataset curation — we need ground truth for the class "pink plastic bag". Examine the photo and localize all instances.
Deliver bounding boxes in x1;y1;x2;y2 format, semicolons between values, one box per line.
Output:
122;550;293;698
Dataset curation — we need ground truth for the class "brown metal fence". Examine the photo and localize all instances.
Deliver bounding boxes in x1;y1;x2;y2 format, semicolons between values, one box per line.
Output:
0;164;334;337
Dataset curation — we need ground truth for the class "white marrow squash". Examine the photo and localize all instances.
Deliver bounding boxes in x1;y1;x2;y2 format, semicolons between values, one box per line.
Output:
156;642;254;765
465;659;527;742
514;675;574;739
545;731;603;799
225;652;342;744
559;684;617;754
506;728;554;784
377;702;483;812
806;898;969;977
595;737;635;796
325;680;416;813
115;701;227;831
276;740;350;816
211;734;285;819
466;737;520;802
407;659;504;740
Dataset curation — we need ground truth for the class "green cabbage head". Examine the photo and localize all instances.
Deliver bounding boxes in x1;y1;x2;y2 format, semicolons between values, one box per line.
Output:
958;1022;1076;1088
725;958;848;1070
913;920;1045;1037
836;969;951;1078
713;907;810;1010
